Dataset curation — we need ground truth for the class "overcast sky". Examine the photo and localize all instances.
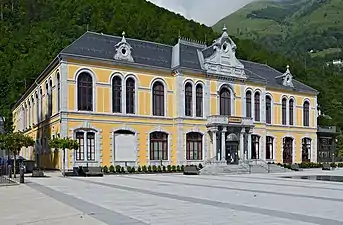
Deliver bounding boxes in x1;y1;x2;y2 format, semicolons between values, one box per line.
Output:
147;0;255;26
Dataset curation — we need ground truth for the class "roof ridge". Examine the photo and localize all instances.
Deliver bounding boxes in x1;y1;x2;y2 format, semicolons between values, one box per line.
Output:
88;31;174;48
244;68;267;82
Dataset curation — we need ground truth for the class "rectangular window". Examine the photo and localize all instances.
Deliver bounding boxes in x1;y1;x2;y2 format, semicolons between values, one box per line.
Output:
76;132;84;161
87;132;95;161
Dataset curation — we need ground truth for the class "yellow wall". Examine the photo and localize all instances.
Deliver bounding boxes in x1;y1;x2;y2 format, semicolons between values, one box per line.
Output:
13;58;318;169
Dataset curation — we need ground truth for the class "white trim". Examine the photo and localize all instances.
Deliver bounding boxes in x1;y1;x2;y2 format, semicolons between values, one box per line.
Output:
183;129;206;163
289;96;296;126
150;78;168;117
217;83;235;115
109;72;125;114
183;79;194;117
265;93;274;125
124;74;139;115
111;126;139;166
147;127;172;164
299;136;312;163
244;88;253;118
281;135;295;164
69;123;102;168
302;98;311;128
74;68;97;112
253;90;262;122
281;96;288;125
195;81;205;119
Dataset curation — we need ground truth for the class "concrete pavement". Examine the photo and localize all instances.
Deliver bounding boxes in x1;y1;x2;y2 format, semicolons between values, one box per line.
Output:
1;169;343;224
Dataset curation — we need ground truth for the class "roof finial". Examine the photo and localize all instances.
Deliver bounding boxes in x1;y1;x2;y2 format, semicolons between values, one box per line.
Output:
223;24;227;32
122;31;126;37
286;65;290;72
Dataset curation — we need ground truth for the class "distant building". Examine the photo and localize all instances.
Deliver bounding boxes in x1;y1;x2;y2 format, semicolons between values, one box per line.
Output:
326;59;343;67
12;27;319;170
317;126;340;163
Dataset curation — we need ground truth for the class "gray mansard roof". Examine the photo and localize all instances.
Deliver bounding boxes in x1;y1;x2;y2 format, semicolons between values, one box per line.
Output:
61;31;317;94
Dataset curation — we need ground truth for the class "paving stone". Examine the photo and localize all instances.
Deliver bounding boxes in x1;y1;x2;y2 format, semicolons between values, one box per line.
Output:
3;169;343;225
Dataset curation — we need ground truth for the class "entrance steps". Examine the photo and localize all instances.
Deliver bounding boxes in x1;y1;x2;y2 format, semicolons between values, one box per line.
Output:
199;161;291;175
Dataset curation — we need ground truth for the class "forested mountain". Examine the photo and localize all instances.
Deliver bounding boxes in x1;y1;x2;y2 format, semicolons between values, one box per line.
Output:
214;0;343;61
0;0;342;132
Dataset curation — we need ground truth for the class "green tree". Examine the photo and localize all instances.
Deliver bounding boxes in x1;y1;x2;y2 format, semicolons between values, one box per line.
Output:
0;131;34;177
48;137;79;176
336;134;343;159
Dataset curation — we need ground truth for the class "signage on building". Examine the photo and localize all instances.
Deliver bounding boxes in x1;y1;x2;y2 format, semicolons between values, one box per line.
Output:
228;117;242;124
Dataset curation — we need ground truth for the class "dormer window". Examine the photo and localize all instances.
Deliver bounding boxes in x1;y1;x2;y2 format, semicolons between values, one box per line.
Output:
114;31;134;62
275;65;294;88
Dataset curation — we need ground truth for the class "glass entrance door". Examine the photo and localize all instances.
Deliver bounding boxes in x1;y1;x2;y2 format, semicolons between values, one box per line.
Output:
226;142;239;164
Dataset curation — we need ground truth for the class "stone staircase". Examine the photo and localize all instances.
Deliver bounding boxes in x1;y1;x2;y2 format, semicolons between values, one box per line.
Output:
199;159;292;175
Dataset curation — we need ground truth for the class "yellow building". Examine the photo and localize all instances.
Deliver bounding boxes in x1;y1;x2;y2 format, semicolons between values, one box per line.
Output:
12;27;318;170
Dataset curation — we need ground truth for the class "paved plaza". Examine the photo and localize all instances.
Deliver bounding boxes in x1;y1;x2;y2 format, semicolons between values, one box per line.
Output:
1;170;343;225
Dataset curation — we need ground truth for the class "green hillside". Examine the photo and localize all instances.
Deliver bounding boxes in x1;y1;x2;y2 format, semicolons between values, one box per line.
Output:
214;0;343;58
0;0;343;132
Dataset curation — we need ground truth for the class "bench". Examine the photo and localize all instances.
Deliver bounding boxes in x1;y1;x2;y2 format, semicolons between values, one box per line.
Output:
183;165;199;175
291;164;303;171
322;163;331;171
85;167;103;177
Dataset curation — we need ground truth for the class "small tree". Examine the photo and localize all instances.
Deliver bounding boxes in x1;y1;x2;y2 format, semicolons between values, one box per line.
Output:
0;131;34;178
49;137;79;176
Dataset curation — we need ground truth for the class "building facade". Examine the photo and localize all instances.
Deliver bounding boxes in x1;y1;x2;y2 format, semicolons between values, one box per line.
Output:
12;27;319;170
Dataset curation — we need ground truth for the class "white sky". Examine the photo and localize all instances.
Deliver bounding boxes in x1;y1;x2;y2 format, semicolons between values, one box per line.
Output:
147;0;255;26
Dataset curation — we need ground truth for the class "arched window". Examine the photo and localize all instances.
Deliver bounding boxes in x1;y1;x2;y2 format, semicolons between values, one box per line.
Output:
246;91;252;118
57;73;60;112
152;81;165;116
266;136;273;160
289;99;294;126
48;79;52;117
35;92;39;124
254;92;260;121
196;84;203;117
303;101;310;127
150;132;168;160
266;96;272;124
252;135;260;159
75;131;96;161
185;82;192;117
45;82;49;119
112;76;122;113
77;72;93;111
302;138;311;162
39;88;43;121
282;98;287;125
28;101;31;127
186;132;203;160
283;137;293;164
220;87;231;116
126;78;135;114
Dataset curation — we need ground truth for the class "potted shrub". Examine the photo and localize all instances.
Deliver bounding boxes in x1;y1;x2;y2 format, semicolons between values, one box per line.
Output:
171;165;177;172
109;165;115;173
152;165;157;173
167;165;172;172
157;165;162;173
103;166;109;174
148;165;152;173
115;165;121;173
142;165;147;173
181;165;185;172
137;166;142;173
162;165;166;172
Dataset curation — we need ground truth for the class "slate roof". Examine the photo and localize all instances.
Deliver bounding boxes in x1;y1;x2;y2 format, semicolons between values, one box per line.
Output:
61;31;317;94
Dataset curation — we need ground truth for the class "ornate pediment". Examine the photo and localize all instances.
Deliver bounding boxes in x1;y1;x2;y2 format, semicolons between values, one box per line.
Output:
114;31;134;62
202;25;246;79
